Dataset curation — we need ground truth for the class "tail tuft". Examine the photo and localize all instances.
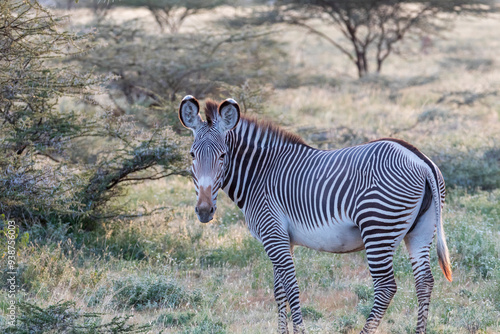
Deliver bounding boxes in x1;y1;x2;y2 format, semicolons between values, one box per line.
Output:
437;230;453;282
438;252;453;282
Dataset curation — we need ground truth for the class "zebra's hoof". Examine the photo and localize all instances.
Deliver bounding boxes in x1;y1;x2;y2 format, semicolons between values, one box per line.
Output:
293;323;306;334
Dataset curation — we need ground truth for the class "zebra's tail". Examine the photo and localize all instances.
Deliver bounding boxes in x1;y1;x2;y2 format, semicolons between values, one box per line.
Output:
427;165;453;282
436;210;452;282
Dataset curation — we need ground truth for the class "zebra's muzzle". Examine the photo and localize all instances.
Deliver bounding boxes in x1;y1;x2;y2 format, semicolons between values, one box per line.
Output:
195;185;215;223
195;203;215;223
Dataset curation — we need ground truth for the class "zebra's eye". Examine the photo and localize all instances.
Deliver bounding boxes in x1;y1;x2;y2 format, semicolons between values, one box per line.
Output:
190;152;195;159
219;153;226;161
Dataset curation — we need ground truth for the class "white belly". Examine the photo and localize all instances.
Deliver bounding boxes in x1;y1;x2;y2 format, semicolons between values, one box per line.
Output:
288;220;364;253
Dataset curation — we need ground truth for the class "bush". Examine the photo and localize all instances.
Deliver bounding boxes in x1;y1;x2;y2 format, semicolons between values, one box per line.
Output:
0;0;188;229
301;306;323;321
182;317;227;334
431;144;500;190
118;0;225;33
0;0;102;222
156;312;195;327
333;314;359;334
440;57;494;72
112;275;203;310
2;300;150;333
296;125;369;150
353;284;373;302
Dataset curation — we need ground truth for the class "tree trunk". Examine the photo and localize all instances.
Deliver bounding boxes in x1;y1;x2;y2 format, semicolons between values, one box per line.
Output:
376;58;383;73
355;51;368;78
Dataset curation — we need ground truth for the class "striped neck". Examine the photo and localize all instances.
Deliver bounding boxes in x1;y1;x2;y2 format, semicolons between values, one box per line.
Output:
222;117;308;209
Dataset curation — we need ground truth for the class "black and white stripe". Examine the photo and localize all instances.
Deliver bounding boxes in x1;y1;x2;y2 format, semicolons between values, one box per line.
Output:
179;97;451;334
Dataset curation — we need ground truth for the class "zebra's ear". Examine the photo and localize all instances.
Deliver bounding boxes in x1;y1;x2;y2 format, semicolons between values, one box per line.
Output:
218;98;240;132
179;95;203;133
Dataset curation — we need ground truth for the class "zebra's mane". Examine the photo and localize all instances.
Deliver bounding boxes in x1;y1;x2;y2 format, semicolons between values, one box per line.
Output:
203;99;307;146
238;115;308;146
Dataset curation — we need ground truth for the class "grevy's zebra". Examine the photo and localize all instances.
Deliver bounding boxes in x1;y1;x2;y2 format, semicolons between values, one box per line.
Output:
179;96;452;334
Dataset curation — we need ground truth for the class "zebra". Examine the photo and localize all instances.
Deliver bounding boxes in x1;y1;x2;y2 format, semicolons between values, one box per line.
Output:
178;95;452;334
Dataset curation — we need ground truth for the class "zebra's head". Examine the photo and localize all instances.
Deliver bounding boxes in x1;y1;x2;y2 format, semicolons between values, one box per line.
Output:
179;95;240;223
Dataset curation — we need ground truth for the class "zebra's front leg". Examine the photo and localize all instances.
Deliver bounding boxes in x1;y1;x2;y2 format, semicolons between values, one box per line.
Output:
263;235;305;334
273;266;289;333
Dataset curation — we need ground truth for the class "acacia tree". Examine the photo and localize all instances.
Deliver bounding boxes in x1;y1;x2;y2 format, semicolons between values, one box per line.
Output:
264;0;495;77
120;0;226;33
75;19;285;132
0;0;187;227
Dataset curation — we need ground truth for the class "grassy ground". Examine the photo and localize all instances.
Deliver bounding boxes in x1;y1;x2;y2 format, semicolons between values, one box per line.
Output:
1;6;500;334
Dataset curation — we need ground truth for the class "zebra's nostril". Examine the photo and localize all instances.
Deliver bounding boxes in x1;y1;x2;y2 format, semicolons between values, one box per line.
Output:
195;207;199;213
210;207;214;214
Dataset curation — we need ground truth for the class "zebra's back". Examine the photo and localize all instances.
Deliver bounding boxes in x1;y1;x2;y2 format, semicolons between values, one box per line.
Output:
267;140;432;253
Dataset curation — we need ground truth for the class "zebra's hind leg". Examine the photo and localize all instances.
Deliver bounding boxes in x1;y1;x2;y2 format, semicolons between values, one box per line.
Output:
360;254;397;334
407;249;433;334
360;224;402;334
404;208;436;334
273;266;289;334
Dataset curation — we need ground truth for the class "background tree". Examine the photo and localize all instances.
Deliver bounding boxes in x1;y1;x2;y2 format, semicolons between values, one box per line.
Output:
74;19;286;131
120;0;226;33
246;0;496;77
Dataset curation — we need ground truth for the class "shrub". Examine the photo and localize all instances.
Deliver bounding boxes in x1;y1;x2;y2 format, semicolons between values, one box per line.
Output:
112;275;203;310
297;125;369;151
2;300;150;333
0;0;103;222
301;306;323;321
440;57;494;72
182;317;227;334
0;0;188;229
431;144;500;190
353;284;373;302
417;107;453;123
156;312;195;327
333;314;359;334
